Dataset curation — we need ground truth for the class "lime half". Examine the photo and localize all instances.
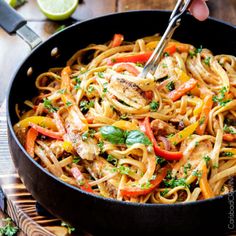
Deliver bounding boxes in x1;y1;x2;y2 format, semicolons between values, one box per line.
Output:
5;0;17;7
37;0;78;21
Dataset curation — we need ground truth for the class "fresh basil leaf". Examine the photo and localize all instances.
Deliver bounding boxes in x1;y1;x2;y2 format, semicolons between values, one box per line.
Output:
100;126;125;144
125;130;152;146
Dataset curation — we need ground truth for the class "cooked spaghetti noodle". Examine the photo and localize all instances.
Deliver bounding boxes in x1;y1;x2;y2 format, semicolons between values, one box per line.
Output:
14;33;236;203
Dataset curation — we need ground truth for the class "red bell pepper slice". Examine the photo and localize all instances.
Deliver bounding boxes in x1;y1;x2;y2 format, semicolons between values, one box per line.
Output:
29;122;63;140
115;63;140;76
142;117;183;160
107;52;153;65
120;166;168;197
71;167;94;193
25;127;38;157
168;78;198;101
144;91;154;100
163;44;176;55
111;34;124;47
223;134;236;142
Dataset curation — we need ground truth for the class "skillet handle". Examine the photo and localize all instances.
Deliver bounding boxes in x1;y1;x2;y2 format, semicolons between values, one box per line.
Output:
0;0;26;34
0;0;42;49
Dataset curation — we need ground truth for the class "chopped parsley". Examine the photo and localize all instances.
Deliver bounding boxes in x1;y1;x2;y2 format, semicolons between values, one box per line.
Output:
57;88;66;94
118;165;130;175
223;124;236;134
120;114;128;120
189;45;203;58
149;100;159;112
192;170;202;184
164;52;170;57
204;57;211;65
65;101;72;107
160;189;169;197
87;85;94;93
97;141;104;152
166;170;172;179
166;81;175;91
79;100;94;112
195;141;199;147
107;154;118;166
213;164;219;169
43;98;58;113
97;72;104;78
141;180;152;189
81;129;96;141
166;133;174;138
102;82;108;96
183;163;191;175
221;151;234;157
61;222;75;234
212;86;232;106
72;156;81;164
163;178;190;188
74;77;81;90
136;63;144;67
203;155;211;164
0;218;18;236
162;63;168;68
155;156;167;165
196;45;203;54
199;116;206;125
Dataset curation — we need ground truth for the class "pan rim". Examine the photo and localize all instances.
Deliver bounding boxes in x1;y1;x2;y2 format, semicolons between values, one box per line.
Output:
6;9;235;208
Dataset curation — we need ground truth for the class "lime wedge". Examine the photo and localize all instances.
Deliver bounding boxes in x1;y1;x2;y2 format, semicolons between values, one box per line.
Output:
37;0;78;21
5;0;17;7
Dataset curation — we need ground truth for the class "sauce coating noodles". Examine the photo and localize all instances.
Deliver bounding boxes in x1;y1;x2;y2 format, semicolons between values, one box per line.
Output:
14;34;236;203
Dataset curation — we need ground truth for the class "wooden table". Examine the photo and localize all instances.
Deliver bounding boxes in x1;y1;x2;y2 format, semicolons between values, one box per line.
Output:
0;0;235;235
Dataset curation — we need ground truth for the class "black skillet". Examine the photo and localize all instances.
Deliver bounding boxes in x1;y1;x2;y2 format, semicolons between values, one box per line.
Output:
0;0;236;235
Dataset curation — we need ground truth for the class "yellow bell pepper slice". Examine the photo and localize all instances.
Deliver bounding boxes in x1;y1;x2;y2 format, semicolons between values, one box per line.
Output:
168;121;199;145
146;41;191;53
175;68;189;83
199;163;214;199
146;41;160;50
188;97;204;117
112;120;138;131
62;141;74;153
14;116;57;130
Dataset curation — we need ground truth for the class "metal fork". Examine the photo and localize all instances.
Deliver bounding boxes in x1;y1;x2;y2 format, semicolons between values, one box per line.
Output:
139;0;194;78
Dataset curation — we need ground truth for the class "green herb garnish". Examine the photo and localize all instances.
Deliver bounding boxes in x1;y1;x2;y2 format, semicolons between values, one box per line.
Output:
204;57;211;65
79;100;94;112
149;100;159;112
125;130;152;146
203;155;211;164
74;77;81;90
107;154;118;166
100;126;151;146
221;151;234;157
0;218;18;236
61;222;75;234
166;81;175;91
223;124;236;134
43;98;58;113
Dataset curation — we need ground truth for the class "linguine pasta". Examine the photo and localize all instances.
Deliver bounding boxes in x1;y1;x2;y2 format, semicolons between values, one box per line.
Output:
14;34;236;203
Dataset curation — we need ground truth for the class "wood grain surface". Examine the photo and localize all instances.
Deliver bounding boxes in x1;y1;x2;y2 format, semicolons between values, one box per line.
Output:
0;0;235;235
